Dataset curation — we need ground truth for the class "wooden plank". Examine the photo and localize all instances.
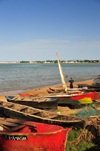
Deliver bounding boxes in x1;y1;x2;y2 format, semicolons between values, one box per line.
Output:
1;119;37;128
0;119;37;128
6;124;25;132
0;124;8;129
0;121;18;127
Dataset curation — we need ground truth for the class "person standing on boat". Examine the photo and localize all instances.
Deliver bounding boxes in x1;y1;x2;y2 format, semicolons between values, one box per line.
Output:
69;77;74;88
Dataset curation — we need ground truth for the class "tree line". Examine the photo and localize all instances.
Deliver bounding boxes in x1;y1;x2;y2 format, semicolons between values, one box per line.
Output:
20;60;100;63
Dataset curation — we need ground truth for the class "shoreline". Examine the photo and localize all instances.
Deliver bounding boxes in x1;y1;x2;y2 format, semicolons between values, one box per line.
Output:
25;79;93;96
0;79;93;96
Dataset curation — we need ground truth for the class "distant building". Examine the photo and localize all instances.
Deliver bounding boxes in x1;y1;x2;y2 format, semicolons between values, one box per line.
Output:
44;61;50;63
30;61;36;63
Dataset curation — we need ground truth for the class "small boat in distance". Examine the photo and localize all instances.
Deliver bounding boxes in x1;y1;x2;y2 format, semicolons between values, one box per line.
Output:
0;117;71;151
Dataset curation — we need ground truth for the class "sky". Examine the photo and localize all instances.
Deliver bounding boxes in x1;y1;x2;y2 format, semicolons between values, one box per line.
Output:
0;0;100;61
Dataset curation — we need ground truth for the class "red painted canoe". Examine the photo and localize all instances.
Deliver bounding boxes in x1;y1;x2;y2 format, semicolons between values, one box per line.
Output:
94;92;100;100
72;91;96;103
0;118;71;151
48;91;96;105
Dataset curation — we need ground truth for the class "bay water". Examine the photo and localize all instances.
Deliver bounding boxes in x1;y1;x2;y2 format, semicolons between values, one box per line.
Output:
0;63;100;95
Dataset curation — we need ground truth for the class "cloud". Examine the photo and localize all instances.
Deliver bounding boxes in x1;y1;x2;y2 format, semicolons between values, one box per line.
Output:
76;41;100;50
0;38;71;51
0;39;100;54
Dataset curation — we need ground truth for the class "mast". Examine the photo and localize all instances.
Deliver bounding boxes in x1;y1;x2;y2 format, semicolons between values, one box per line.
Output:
56;53;67;92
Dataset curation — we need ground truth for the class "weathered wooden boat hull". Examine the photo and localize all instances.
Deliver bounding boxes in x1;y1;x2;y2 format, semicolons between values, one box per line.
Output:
47;88;65;93
0;118;71;151
0;102;85;127
57;98;87;109
6;96;58;111
48;87;87;93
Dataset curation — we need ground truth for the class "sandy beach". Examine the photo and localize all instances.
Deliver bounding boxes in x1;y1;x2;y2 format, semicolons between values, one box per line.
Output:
26;79;94;95
25;79;94;115
0;79;96;116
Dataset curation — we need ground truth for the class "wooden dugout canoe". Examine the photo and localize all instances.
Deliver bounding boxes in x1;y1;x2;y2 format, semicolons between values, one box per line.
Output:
0;101;85;127
44;91;96;109
5;96;58;111
47;87;87;94
0;117;71;151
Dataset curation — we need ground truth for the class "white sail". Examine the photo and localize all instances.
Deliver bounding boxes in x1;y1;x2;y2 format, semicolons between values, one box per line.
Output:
56;53;67;92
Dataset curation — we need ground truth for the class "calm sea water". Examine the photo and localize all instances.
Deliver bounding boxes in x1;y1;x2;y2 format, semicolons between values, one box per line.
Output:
0;63;100;95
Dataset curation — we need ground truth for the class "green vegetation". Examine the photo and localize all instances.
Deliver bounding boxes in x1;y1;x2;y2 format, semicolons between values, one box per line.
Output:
46;60;54;63
54;108;63;113
19;60;100;63
20;61;30;63
66;127;99;151
46;60;58;63
36;61;45;63
70;113;76;116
